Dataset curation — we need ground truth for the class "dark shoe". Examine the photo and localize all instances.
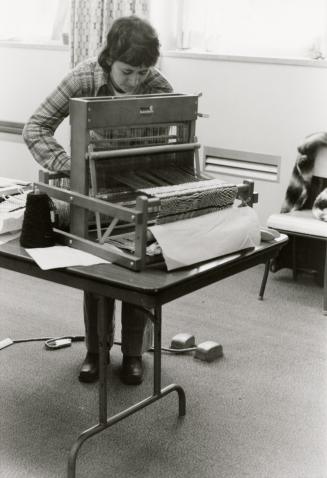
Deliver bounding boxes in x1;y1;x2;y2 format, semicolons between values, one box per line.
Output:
78;352;99;383
121;356;143;385
78;352;110;383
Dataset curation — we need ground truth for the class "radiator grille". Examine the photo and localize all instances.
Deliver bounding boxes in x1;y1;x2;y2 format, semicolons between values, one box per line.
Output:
204;146;280;182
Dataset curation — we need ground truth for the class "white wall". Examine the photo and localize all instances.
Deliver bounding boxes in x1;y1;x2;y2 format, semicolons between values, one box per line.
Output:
161;54;327;223
0;45;70;181
149;0;178;50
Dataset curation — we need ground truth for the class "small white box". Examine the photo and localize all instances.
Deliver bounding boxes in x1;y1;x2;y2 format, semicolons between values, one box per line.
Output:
194;341;223;362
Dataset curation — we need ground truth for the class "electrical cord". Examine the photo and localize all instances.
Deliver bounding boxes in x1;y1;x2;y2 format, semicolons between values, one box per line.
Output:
13;336;85;344
1;337;196;353
44;336;85;350
0;335;85;351
113;341;196;354
149;346;197;353
11;335;85;350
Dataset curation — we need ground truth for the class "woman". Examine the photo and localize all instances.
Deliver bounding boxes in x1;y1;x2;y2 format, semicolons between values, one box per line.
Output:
23;15;173;385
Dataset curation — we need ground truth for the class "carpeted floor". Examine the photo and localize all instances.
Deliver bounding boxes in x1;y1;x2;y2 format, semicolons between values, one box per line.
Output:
0;264;327;478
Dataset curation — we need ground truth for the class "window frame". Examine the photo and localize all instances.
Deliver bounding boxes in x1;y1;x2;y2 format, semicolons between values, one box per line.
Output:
0;0;69;48
170;0;327;65
161;49;327;69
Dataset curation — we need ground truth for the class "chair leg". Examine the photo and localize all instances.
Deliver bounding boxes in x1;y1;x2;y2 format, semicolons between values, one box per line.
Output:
259;259;270;300
292;236;297;281
323;242;327;315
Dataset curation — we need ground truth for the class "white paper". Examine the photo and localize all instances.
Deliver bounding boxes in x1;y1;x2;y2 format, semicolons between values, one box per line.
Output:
0;208;25;234
25;245;110;270
0;177;30;188
0;230;21;245
149;206;261;271
0;177;30;196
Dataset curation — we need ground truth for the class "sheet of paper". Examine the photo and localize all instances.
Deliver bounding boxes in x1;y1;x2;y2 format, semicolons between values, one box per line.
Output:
0;230;21;245
149;206;261;271
0;177;31;195
0;208;25;234
25;245;110;270
0;177;30;187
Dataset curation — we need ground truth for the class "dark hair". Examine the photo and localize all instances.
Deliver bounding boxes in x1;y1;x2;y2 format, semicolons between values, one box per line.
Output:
98;16;160;72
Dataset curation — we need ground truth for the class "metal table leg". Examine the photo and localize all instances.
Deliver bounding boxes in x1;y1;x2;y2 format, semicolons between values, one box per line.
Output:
152;305;186;416
67;301;186;478
68;295;110;477
324;243;327;315
258;259;270;300
292;236;297;281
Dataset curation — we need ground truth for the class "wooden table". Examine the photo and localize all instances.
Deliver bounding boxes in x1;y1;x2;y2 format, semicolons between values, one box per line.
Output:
0;235;287;477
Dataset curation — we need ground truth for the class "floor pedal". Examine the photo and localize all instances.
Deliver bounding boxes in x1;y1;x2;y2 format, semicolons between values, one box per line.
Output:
0;338;14;350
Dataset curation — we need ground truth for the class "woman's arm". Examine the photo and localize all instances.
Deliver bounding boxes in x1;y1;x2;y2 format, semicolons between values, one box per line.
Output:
22;69;81;172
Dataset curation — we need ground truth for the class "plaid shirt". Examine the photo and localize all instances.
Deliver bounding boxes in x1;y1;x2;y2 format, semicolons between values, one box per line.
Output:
22;58;173;172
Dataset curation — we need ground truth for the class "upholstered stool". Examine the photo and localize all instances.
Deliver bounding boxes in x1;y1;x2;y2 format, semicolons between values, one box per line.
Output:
267;210;327;313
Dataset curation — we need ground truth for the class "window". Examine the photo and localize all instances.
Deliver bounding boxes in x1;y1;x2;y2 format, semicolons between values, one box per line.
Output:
177;0;327;59
0;0;69;45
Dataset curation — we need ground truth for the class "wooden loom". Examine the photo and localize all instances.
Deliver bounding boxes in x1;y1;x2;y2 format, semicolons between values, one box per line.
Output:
36;93;258;271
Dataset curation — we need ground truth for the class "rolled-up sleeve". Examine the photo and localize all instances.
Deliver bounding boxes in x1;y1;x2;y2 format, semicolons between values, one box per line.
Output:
22;70;81;172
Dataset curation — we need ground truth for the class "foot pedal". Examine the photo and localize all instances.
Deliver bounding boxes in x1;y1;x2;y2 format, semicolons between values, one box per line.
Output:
45;338;72;350
0;338;14;350
194;341;223;362
170;333;196;350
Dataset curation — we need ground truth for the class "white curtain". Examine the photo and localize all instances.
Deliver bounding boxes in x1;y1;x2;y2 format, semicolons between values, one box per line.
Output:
69;0;149;67
180;0;326;58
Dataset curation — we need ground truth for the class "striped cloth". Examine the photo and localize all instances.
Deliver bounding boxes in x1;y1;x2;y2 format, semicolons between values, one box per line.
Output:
139;179;238;224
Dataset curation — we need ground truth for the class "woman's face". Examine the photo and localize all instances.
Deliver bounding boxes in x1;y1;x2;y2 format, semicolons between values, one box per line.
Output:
110;61;150;94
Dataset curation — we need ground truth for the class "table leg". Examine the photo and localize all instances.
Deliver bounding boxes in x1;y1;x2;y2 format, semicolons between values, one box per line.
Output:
98;296;111;424
67;301;186;478
67;296;111;477
292;236;297;281
153;305;162;395
152;305;186;416
258;260;270;300
324;243;327;315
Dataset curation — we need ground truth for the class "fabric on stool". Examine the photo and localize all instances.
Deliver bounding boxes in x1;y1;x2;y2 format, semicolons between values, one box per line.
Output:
281;131;327;216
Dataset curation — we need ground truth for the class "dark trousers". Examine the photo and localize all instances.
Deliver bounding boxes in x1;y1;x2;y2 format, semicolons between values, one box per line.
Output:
83;292;148;356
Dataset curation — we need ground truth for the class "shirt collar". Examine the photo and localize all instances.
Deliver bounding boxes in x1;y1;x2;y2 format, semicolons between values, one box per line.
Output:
94;61;111;96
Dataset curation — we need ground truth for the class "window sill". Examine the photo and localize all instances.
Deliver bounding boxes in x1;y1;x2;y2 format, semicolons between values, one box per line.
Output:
162;49;327;68
0;40;68;51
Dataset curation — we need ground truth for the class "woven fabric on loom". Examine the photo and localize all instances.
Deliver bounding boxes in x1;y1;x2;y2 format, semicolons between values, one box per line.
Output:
139;179;238;225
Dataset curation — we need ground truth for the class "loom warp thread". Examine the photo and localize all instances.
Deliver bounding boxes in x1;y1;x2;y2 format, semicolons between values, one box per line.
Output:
20;192;56;248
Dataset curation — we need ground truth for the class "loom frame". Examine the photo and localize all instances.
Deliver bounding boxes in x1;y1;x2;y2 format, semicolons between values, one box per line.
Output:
36;93;258;271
